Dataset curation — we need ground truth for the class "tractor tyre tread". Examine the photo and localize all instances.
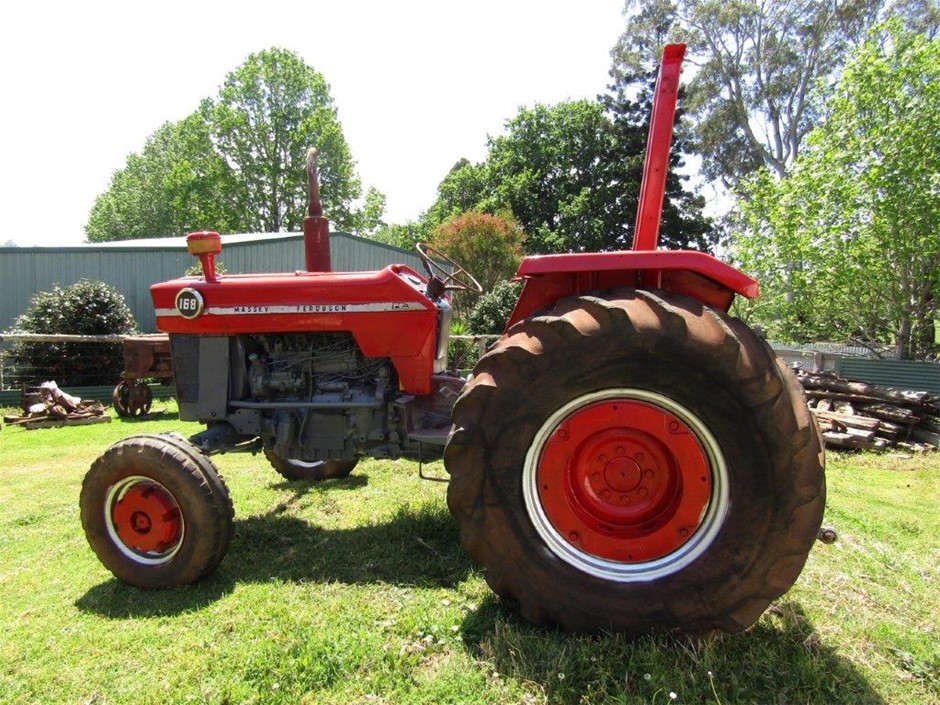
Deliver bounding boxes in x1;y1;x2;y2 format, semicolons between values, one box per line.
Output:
444;289;825;634
81;434;234;587
128;432;235;572
112;381;131;418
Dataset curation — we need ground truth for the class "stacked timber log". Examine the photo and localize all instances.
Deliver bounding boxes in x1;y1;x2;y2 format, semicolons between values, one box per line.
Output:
2;381;110;430
795;369;940;452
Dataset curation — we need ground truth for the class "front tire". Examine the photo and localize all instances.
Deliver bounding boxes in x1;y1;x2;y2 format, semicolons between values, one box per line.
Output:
444;289;825;634
80;434;234;587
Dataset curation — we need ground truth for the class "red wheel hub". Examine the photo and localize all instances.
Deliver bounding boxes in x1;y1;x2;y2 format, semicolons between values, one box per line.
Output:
111;482;182;554
537;399;712;563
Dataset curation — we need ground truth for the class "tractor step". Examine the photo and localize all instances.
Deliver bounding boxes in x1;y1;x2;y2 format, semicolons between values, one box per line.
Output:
408;427;450;447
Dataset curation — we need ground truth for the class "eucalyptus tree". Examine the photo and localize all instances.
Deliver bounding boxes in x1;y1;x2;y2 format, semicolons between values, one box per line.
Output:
734;22;940;359
612;0;884;187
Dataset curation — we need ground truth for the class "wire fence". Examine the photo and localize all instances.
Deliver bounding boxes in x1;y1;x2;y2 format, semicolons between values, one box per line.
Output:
2;333;934;403
767;340;899;360
0;334;130;393
0;333;505;396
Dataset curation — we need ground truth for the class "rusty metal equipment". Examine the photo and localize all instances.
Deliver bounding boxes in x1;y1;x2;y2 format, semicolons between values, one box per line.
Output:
112;334;172;417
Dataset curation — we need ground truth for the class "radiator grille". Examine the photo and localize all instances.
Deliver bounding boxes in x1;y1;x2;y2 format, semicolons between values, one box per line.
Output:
170;335;200;403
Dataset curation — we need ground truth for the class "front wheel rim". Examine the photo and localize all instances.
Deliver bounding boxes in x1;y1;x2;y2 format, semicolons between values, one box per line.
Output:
105;475;185;565
523;389;729;582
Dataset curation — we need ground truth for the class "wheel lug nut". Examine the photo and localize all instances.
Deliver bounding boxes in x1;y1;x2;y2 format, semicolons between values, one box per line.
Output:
568;531;580;543
616;446;624;455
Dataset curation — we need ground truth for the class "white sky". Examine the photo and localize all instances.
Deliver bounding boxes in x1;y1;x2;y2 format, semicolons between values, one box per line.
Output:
0;0;626;247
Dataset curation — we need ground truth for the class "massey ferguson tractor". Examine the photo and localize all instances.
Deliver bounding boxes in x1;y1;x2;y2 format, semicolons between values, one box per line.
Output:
80;45;826;635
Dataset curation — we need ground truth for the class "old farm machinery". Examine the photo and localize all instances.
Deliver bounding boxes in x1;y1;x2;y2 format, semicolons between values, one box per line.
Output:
112;335;173;417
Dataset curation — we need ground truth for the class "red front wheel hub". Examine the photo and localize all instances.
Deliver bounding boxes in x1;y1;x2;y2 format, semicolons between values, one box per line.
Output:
105;477;184;564
523;389;729;582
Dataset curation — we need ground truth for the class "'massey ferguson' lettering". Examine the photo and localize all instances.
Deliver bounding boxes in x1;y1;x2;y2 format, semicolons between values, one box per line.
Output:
156;301;427;317
297;304;348;313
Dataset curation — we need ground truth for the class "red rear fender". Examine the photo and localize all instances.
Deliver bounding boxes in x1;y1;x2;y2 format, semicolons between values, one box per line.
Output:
506;251;758;328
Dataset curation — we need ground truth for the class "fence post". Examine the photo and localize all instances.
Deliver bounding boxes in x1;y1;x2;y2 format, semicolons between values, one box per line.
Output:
813;352;824;372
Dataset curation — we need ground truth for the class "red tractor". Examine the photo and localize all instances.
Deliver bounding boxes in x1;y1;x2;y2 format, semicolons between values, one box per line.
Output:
80;46;825;634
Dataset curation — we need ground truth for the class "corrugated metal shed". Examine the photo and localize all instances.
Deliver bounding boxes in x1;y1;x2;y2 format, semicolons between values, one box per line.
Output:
0;233;425;333
836;357;940;395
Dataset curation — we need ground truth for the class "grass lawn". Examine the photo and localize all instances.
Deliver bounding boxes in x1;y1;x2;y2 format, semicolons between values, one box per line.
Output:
1;400;937;705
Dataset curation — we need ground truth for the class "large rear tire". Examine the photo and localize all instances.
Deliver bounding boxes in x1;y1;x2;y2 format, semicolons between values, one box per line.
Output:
444;289;825;634
80;434;234;587
264;449;358;481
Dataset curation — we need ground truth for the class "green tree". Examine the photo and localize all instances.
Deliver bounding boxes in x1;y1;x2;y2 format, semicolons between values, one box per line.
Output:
207;47;364;233
734;22;940;360
9;280;138;385
86;48;379;241
601;57;715;252
348;187;388;238
86;115;237;241
421;96;713;254
613;0;884;186
468;280;524;335
371;221;426;251
483;100;620;253
888;0;940;39
422;159;491;230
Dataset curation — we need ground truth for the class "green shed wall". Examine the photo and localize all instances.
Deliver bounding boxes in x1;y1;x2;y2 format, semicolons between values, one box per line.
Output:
0;233;424;333
836;358;940;395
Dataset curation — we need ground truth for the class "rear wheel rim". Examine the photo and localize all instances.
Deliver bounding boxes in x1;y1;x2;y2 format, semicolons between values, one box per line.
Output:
523;389;729;582
105;476;184;565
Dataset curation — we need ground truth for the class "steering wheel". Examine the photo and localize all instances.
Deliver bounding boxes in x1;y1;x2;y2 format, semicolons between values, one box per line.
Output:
416;243;483;293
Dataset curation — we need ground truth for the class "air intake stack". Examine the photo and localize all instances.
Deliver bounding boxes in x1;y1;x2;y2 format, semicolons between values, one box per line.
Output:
303;148;332;272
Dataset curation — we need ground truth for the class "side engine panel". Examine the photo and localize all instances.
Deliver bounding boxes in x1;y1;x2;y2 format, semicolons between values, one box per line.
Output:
171;331;457;464
240;332;395;462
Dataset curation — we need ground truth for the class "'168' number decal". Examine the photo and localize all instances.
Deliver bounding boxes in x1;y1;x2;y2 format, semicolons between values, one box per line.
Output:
175;288;204;319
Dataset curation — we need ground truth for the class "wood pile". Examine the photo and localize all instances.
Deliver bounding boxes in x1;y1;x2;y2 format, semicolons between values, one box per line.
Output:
795;369;939;452
2;381;110;430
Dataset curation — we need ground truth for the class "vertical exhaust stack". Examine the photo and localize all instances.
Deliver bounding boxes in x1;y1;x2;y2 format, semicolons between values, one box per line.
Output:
632;43;686;252
304;148;332;272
